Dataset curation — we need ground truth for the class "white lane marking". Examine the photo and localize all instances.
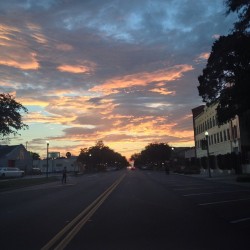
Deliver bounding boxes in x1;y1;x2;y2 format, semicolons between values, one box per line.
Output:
171;183;206;187
174;186;214;191
199;197;250;206
183;190;250;196
230;217;250;224
41;173;126;250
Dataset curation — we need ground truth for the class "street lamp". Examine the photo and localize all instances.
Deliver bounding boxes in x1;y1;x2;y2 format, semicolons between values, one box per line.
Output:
46;141;49;178
205;131;211;178
171;147;175;169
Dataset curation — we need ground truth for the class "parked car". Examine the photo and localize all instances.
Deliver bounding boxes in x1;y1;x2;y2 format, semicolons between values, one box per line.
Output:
0;167;25;178
31;168;42;175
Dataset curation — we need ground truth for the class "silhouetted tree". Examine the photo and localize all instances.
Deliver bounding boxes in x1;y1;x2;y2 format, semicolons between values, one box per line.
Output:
66;152;71;158
133;143;172;169
198;33;250;124
198;1;250;125
225;0;250;32
0;93;28;137
30;152;41;160
77;142;129;172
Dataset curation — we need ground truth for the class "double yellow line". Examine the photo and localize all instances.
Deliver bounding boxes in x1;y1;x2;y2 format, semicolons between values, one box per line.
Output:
41;173;126;250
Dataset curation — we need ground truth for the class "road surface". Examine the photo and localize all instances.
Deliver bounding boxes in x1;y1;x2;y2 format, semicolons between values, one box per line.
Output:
1;169;250;249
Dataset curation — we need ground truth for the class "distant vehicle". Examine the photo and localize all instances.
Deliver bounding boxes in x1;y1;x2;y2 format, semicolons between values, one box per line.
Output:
127;166;136;170
0;167;25;178
131;166;136;170
31;168;42;175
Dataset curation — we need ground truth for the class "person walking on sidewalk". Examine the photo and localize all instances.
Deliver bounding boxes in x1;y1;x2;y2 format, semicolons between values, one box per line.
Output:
62;167;67;184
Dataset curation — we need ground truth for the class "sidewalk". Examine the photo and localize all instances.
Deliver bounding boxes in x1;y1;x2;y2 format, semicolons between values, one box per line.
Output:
182;173;250;187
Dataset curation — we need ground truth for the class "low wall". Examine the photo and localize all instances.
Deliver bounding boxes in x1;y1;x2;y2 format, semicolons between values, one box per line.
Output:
200;168;235;176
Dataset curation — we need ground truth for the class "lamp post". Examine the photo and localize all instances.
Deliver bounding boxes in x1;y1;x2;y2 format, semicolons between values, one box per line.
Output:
171;147;174;170
46;141;49;178
205;131;211;178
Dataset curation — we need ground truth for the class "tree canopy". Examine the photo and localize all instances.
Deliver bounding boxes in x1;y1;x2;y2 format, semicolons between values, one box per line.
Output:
77;140;129;172
30;152;41;160
225;0;250;32
198;33;250;124
198;1;250;125
0;93;28;137
131;142;172;169
66;152;72;158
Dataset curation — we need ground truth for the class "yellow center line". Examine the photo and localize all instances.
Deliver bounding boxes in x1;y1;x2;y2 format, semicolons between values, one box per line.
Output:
41;173;126;250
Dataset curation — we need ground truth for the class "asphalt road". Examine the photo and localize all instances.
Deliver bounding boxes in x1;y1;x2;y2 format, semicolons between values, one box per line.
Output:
1;169;250;250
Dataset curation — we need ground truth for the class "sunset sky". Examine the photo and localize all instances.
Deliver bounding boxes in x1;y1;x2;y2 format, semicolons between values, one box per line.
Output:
0;0;236;159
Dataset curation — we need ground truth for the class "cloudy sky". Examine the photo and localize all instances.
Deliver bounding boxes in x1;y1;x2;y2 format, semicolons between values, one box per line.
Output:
0;0;236;159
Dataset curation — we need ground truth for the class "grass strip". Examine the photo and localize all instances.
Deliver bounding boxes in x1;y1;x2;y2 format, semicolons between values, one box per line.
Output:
0;176;59;191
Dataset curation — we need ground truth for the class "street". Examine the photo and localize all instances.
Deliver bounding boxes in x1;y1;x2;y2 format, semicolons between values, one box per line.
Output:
1;169;250;250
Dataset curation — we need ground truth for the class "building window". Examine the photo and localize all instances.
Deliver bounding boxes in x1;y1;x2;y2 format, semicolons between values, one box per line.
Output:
214;134;217;144
211;135;213;145
220;131;223;142
210;118;212;128
217;133;220;143
223;130;227;141
227;129;230;140
212;116;215;127
232;125;237;139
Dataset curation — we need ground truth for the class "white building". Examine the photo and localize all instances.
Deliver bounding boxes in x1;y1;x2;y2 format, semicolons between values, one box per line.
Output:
193;103;240;158
192;103;248;173
33;156;84;173
0;144;32;173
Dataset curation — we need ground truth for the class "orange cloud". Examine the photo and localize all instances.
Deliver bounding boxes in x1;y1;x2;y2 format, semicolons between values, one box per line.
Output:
150;88;175;95
0;24;40;70
56;43;74;51
26;22;48;44
24;111;76;124
0;81;14;87
196;52;210;61
27;112;194;159
18;97;49;107
57;64;92;74
90;64;193;94
0;52;39;70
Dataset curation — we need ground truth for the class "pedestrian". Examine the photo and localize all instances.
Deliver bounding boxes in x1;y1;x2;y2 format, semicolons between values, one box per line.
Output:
62;167;67;184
